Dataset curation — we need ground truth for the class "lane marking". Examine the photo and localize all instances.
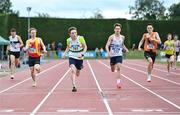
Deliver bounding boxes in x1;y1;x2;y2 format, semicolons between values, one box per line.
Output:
122;64;180;86
131;109;163;112
99;61;180;110
30;68;71;115
0;61;67;94
57;109;89;112
0;109;14;112
87;60;113;115
125;62;180;76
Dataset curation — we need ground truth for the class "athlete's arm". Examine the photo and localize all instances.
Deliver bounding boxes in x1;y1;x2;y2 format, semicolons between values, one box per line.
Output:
154;32;161;44
105;36;112;56
122;36;129;52
123;44;129;53
138;34;145;51
163;41;167;50
17;36;24;48
39;38;47;53
62;46;69;59
81;42;87;56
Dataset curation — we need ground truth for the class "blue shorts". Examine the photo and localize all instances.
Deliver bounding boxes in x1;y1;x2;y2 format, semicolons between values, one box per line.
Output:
69;58;83;70
110;56;123;65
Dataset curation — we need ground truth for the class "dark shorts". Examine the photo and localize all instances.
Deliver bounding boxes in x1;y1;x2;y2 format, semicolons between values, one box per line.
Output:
9;51;20;59
175;52;179;56
144;51;156;64
165;54;173;59
69;58;83;70
110;56;123;65
29;57;40;67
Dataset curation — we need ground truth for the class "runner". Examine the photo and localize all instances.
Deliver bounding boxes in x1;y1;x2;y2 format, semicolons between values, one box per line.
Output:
105;23;129;89
174;35;180;69
164;33;174;75
25;28;47;87
138;23;161;82
9;28;24;79
62;27;87;92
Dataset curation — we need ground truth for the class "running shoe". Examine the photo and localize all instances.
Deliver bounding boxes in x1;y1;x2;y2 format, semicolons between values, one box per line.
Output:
72;87;77;92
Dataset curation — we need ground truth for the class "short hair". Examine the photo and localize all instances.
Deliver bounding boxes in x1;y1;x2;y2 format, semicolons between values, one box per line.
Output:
28;27;37;33
167;33;172;37
147;23;153;27
68;27;77;33
114;23;122;28
10;28;16;32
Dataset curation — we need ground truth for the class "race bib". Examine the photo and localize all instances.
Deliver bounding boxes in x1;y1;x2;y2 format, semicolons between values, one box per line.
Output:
166;45;171;50
147;43;154;49
71;45;80;51
29;48;37;53
111;45;122;54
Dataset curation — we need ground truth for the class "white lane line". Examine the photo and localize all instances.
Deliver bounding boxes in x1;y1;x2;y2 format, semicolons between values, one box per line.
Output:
87;60;113;115
30;68;71;115
99;61;180;110
57;109;89;112
125;62;180;76
0;61;67;94
122;64;180;86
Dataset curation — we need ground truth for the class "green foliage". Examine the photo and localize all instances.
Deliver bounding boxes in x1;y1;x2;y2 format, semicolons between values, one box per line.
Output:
0;0;12;14
0;14;180;50
129;0;166;20
169;2;180;20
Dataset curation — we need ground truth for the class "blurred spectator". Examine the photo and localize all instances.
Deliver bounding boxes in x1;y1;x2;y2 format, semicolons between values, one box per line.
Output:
100;47;104;57
132;43;136;51
95;47;100;58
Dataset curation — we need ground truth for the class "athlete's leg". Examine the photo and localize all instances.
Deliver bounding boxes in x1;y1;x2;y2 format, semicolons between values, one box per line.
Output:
111;65;116;72
174;53;178;69
34;64;41;74
10;55;16;79
147;57;153;82
167;58;170;74
76;70;80;77
116;63;122;88
70;64;77;92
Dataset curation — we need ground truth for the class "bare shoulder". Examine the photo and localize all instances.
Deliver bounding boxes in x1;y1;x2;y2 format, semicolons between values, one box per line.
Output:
121;35;125;39
108;34;114;40
17;35;22;39
154;32;159;35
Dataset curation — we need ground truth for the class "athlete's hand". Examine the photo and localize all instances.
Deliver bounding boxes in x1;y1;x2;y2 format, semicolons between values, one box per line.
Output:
149;37;155;42
126;49;129;53
78;53;84;58
43;50;47;54
15;44;20;48
138;47;142;51
62;54;66;59
107;52;111;57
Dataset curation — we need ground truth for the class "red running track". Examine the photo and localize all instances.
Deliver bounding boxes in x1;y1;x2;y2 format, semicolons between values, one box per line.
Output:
0;59;180;115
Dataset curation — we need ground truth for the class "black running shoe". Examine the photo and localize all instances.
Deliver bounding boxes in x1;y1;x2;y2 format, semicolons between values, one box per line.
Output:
72;87;77;92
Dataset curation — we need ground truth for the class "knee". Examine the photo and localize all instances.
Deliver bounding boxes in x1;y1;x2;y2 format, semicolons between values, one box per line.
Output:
76;71;80;76
149;61;153;67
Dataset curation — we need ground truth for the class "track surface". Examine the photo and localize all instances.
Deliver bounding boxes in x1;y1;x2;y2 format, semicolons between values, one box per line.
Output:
0;59;180;115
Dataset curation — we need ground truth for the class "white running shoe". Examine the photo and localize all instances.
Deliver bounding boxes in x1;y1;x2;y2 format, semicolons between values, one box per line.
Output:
147;75;151;82
116;79;121;89
10;75;14;79
32;81;37;87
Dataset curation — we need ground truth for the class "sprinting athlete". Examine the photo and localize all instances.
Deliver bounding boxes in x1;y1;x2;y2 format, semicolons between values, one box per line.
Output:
62;27;87;92
138;23;161;82
25;28;47;87
174;35;180;69
164;33;174;75
105;23;129;89
9;28;24;79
